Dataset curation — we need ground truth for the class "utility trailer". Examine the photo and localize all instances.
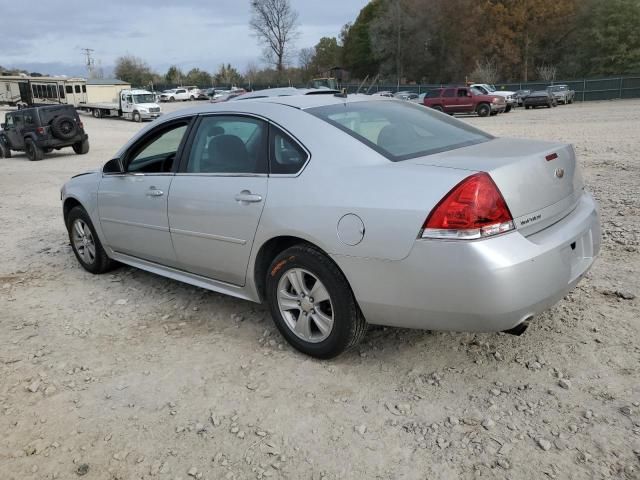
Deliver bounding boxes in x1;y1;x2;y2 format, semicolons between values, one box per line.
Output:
78;89;162;122
0;76;87;107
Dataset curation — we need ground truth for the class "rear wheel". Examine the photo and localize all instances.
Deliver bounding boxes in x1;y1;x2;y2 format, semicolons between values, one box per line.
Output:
169;97;175;102
505;104;512;113
190;95;195;101
73;138;90;154
66;206;116;274
265;244;367;359
92;109;102;118
431;105;444;112
476;103;491;117
25;138;44;161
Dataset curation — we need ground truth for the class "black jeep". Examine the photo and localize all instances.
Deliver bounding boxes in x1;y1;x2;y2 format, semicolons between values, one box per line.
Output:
0;105;89;161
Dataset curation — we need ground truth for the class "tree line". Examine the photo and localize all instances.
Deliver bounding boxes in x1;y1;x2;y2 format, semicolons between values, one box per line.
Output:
109;0;640;88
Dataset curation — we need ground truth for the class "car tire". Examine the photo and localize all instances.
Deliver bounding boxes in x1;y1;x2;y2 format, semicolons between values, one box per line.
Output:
476;103;491;117
25;138;44;161
73;138;90;155
133;112;142;123
265;244;367;359
50;115;78;140
525;105;530;110
505;105;512;113
0;141;11;158
169;97;175;102
66;206;116;274
92;109;102;118
432;105;444;112
190;95;195;101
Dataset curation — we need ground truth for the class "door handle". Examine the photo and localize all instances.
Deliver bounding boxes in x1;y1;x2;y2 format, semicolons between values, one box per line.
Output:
235;190;262;204
146;187;164;197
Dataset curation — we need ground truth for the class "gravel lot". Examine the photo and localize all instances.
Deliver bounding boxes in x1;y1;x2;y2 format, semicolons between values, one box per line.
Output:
1;100;638;480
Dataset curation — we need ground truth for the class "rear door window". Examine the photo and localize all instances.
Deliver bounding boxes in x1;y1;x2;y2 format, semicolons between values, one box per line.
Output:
442;89;455;98
269;126;308;174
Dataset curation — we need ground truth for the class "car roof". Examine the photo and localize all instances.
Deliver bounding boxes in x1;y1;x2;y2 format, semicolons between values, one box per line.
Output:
232;87;339;101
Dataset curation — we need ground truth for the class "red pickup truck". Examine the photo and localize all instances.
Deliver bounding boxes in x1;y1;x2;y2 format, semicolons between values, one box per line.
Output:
422;86;506;117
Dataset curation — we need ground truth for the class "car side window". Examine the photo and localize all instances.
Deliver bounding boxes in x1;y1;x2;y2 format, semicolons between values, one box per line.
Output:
270;126;308;174
457;89;468;97
442;89;455;98
126;122;189;173
5;115;14;128
24;113;35;125
185;116;267;174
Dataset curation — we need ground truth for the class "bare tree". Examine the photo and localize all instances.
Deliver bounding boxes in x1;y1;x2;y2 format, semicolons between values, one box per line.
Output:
536;64;557;82
249;0;299;71
470;58;499;84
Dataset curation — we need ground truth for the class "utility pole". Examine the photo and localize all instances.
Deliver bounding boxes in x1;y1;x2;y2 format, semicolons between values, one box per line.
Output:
81;48;95;76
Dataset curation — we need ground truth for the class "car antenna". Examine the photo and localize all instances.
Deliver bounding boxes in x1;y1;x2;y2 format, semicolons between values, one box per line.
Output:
334;88;348;98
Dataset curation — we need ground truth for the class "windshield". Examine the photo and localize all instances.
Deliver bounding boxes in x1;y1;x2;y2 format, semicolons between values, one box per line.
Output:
133;94;155;104
470;87;484;95
308;100;492;162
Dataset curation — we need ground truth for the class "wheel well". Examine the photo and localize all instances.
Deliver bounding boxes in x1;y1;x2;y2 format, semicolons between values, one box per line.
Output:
253;236;308;301
63;198;82;222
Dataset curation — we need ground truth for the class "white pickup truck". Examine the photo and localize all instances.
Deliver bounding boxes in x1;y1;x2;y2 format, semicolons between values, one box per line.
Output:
79;89;162;122
471;84;516;112
159;87;200;102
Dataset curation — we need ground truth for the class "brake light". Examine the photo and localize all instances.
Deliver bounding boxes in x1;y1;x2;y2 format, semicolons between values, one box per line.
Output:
36;127;45;135
421;172;514;240
78;121;84;129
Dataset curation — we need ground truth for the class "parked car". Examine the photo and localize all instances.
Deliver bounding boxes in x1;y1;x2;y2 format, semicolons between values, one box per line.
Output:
0;104;89;161
523;90;558;109
470;84;516;112
210;89;247;103
372;91;394;97
547;84;575;104
61;96;600;358
231;87;339;101
514;89;532;106
394;91;419;101
423;86;506;117
159;88;190;102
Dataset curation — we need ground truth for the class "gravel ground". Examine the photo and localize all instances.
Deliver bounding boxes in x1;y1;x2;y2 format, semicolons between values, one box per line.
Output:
0;100;638;480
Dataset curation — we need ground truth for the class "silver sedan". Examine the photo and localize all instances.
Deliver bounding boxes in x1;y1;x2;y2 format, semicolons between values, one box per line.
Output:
61;95;601;358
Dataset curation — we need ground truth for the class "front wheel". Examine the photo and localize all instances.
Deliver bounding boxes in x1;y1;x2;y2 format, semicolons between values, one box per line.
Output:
190;95;195;101
66;206;116;274
265;245;367;359
92;109;102;118
73;138;90;154
169;97;175;102
133;112;142;122
0;141;11;158
505;104;512;113
476;103;491;117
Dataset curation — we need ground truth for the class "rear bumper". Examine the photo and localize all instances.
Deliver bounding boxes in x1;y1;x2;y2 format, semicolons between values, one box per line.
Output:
334;192;600;332
40;133;88;148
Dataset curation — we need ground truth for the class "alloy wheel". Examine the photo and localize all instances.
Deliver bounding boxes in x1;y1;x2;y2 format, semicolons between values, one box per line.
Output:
277;268;334;343
71;219;96;265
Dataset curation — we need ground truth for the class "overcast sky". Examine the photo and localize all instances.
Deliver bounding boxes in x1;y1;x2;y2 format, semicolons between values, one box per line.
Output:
0;0;368;77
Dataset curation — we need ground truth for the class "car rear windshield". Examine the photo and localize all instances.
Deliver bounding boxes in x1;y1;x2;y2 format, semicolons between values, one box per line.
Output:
39;106;77;124
307;100;492;161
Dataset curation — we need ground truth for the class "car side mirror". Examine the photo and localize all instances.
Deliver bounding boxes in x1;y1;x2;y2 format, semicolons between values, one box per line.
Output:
103;158;123;174
0;123;5;129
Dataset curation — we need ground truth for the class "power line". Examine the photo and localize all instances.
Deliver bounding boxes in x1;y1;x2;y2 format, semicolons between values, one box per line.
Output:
81;48;95;75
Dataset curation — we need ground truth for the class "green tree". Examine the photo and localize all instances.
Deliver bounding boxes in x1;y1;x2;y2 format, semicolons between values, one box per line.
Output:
341;0;384;79
573;0;640;76
165;65;184;85
313;37;342;73
213;64;244;86
114;55;155;87
185;68;212;87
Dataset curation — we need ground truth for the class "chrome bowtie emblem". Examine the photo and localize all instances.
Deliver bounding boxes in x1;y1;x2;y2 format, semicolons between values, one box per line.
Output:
555;168;565;178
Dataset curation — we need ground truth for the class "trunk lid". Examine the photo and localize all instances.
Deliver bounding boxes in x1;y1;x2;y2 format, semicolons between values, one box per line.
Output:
405;137;584;236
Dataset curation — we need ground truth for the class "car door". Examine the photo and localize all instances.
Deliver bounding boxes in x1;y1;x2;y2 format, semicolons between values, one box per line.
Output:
175;89;187;101
98;118;193;266
4;113;24;150
457;88;474;112
441;88;456;112
168;114;269;285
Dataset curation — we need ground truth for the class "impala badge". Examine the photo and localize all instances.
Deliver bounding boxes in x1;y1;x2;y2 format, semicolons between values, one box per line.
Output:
555;168;565;179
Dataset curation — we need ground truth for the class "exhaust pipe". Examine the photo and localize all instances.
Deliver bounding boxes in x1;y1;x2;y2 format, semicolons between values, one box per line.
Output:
502;316;533;336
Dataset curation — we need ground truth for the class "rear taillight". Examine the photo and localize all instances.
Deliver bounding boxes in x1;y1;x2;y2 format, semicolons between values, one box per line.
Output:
36;127;45;135
78;121;84;129
420;172;514;240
